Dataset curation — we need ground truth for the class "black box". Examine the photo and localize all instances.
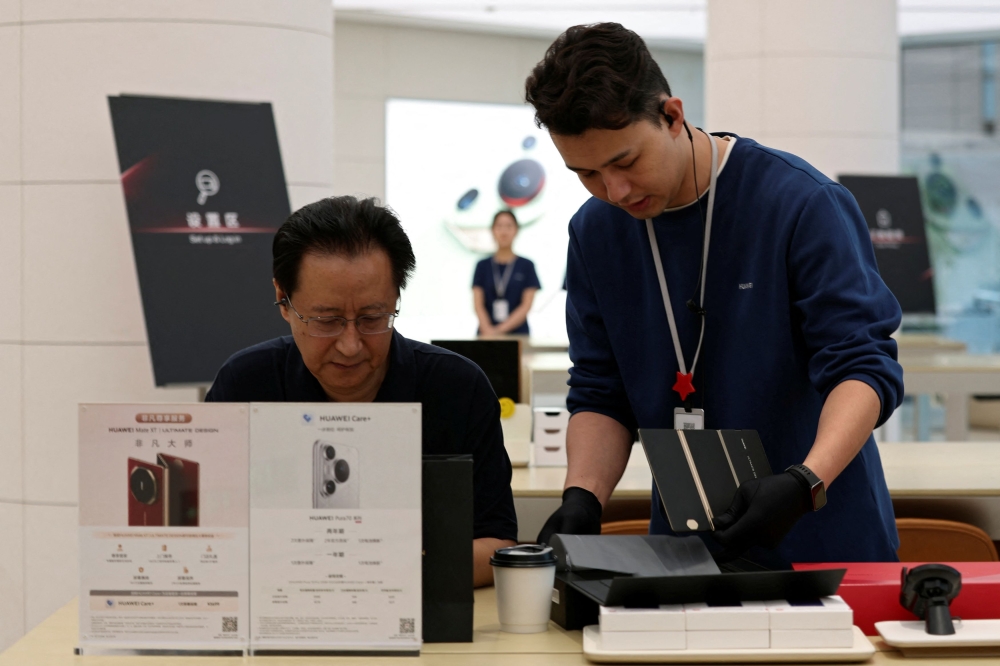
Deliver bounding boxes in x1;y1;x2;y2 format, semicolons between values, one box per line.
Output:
422;454;474;642
550;570;604;630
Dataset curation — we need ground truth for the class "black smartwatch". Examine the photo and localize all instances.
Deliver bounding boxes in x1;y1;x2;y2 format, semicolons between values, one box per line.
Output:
785;464;827;511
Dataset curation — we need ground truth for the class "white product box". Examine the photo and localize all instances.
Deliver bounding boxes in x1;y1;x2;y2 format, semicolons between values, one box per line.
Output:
684;601;771;631
601;630;686;651
770;628;855;649
600;605;685;633
767;596;853;630
533;408;569;466
686;629;770;650
500;403;532;467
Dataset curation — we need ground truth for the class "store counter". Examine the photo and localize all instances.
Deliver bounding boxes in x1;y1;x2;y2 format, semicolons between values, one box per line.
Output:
5;587;1000;665
511;441;1000;542
520;344;1000;442
901;353;1000;440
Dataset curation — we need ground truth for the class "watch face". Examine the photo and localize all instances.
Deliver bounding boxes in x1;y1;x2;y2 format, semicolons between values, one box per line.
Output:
812;482;828;511
787;464;826;511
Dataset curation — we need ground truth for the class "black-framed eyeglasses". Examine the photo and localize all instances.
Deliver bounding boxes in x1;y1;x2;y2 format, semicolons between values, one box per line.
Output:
275;298;399;338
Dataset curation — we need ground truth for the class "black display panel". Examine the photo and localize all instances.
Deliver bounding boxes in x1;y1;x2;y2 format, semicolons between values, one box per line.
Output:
422;454;473;643
108;95;291;385
430;339;520;403
839;175;936;314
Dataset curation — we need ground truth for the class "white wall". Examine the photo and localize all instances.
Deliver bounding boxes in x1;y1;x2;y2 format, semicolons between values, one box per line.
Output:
0;0;333;651
705;0;899;177
332;18;705;202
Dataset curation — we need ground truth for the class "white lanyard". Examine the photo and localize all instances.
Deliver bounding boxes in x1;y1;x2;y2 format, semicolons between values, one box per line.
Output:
491;257;516;299
645;133;719;390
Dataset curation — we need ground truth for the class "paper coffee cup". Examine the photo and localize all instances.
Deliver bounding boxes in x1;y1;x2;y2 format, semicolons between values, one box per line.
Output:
490;545;557;634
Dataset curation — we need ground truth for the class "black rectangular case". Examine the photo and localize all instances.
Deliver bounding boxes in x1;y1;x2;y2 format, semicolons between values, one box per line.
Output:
639;429;773;533
422;454;474;642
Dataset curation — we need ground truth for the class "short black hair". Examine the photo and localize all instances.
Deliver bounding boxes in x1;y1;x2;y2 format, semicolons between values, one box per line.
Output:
525;23;671;136
492;209;519;228
272;196;416;296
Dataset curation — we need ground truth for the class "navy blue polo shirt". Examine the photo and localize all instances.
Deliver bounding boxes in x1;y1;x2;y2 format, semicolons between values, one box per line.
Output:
205;330;518;542
472;256;541;334
566;135;904;563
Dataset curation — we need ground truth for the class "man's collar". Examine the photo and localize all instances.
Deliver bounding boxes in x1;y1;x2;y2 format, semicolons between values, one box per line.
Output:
374;330;416;403
284;338;328;402
285;330;415;403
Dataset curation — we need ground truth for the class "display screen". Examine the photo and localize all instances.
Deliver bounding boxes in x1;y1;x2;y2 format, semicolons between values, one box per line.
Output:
386;99;590;343
431;339;520;402
108;95;291;385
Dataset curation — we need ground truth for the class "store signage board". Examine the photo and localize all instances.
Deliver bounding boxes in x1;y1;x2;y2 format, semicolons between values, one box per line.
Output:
108;95;291;386
249;403;423;654
839;175;937;315
78;403;250;653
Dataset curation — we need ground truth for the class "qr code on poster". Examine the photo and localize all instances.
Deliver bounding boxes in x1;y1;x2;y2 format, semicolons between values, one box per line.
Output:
399;618;415;635
222;616;238;633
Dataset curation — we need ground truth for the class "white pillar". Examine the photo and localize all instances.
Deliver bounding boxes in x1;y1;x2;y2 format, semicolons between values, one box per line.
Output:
705;0;899;178
0;1;333;649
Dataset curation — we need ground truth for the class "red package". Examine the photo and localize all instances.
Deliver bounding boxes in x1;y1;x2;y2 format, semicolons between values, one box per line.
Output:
793;562;1000;635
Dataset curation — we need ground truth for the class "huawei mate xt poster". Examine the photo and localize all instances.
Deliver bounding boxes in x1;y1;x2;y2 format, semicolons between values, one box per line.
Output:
108;95;291;385
78;403;250;651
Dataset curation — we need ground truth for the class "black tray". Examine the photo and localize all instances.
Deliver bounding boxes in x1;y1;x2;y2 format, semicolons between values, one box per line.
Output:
563;567;846;608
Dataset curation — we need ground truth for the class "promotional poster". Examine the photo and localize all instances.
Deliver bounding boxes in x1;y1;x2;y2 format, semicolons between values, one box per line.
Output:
108;95;291;385
249;403;422;653
78;403;250;652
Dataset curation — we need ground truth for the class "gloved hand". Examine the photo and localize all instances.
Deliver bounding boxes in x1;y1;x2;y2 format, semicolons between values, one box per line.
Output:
711;472;812;561
536;486;603;545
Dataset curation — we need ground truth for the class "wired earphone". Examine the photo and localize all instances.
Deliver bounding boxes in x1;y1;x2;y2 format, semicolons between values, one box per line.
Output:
660;105;708;318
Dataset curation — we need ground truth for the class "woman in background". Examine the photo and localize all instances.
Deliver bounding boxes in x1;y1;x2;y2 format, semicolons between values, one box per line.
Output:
472;210;541;336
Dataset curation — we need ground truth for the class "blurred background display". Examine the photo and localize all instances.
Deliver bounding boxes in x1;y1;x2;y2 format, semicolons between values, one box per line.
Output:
902;37;1000;351
386;98;590;344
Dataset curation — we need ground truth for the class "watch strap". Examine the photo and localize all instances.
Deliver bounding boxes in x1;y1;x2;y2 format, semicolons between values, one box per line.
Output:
785;464;827;511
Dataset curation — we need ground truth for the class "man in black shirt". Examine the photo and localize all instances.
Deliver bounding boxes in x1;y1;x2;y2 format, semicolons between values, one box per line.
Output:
206;196;517;586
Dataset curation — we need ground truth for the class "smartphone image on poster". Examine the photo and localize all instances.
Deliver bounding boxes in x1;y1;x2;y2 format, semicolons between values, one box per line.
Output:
128;458;167;526
157;453;200;526
312;440;359;509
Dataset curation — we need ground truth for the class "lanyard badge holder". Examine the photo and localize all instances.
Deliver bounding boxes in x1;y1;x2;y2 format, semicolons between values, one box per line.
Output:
646;133;719;431
491;258;516;322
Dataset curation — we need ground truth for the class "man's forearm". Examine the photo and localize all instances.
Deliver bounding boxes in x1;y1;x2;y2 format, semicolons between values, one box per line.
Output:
473;537;515;587
803;379;882;486
563;411;633;506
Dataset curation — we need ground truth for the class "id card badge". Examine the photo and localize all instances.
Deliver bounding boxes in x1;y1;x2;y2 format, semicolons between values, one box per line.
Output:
492;298;510;322
674;407;705;430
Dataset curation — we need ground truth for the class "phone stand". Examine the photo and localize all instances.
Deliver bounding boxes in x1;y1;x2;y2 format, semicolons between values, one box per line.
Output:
899;563;962;635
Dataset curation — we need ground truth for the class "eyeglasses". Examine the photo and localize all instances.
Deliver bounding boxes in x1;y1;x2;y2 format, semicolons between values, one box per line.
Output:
275;298;398;337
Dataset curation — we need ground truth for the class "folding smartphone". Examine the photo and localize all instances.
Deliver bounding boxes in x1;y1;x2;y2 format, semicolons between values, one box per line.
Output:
639;429;772;533
128;457;167;526
312;440;360;509
157;454;200;526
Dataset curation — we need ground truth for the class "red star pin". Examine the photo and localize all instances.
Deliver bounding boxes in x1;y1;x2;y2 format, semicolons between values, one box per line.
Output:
673;372;695;402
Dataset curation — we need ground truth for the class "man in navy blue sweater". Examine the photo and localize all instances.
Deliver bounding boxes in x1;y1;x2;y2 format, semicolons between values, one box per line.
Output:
528;24;904;564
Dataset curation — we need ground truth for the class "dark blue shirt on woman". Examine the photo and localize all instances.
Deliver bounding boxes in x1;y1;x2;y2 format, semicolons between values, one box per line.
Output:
472;256;541;335
566;134;904;564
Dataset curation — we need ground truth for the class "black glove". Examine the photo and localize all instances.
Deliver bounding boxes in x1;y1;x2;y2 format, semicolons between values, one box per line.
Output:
536;487;603;545
711;472;812;561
